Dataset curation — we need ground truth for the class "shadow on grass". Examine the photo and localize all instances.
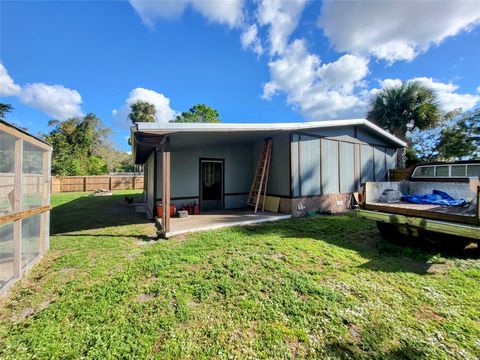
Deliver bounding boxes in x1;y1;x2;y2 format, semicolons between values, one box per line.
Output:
230;215;479;275
51;193;152;235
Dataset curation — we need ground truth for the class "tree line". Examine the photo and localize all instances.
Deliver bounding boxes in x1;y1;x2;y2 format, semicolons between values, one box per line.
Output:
1;84;478;176
0;102;220;176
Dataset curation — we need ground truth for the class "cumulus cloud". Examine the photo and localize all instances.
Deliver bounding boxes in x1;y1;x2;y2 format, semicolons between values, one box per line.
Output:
0;64;21;96
129;0;243;28
113;87;177;128
263;40;369;119
20;83;83;119
241;24;263;55
0;64;83;120
373;77;480;112
257;0;307;55
318;1;480;63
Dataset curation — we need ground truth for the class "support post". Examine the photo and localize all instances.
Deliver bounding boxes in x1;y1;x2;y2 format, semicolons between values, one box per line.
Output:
13;138;23;278
161;137;171;234
84;177;87;192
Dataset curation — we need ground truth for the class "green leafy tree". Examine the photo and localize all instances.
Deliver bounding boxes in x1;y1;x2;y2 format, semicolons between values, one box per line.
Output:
45;113;112;175
367;81;441;141
436;109;479;160
128;100;156;124
0;103;13;120
173;104;221;123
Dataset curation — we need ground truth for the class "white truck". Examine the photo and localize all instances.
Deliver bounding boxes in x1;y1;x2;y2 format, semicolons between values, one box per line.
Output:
357;162;480;246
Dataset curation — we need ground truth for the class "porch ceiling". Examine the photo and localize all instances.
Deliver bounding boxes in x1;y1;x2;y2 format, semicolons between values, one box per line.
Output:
134;130;279;163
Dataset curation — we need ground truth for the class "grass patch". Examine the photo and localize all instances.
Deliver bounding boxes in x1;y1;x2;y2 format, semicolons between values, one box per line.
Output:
0;191;479;359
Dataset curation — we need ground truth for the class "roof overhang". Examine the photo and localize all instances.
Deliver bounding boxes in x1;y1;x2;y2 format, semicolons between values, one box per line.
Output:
132;119;407;164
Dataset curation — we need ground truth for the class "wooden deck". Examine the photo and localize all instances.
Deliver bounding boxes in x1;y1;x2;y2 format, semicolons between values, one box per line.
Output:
365;201;478;225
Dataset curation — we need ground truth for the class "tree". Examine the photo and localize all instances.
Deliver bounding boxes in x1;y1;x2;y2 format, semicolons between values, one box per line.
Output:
0;103;13;120
45;113;111;176
436;109;479;160
408;108;480;162
173;104;221;123
128;100;156;124
367;81;441;141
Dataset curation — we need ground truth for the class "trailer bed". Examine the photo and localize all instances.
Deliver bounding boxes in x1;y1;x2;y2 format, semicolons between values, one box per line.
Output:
364;201;478;225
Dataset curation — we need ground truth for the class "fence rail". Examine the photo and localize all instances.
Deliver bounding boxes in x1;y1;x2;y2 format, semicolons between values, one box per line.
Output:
51;175;144;193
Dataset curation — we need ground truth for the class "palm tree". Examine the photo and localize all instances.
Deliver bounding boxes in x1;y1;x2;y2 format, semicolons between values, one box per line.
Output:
128;100;156;124
0;103;13;121
367;81;441;141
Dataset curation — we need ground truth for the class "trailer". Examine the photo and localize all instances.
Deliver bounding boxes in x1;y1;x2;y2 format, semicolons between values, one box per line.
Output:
357;162;480;244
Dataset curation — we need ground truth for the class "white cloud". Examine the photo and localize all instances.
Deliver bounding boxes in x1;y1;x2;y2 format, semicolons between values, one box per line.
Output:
318;1;480;63
19;83;83;119
414;77;480;112
241;24;263;55
0;64;83;120
257;0;307;55
129;0;243;28
374;77;480;112
263;40;369;119
0;64;21;96
477;86;480;93
113;87;177;128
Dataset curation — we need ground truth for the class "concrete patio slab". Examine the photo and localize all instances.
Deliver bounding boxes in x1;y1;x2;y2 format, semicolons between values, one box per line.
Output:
161;210;291;237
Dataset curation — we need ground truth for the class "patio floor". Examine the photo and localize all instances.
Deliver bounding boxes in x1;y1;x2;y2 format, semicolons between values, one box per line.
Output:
163;210;292;237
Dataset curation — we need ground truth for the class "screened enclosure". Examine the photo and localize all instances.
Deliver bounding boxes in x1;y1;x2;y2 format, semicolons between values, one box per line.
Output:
0;120;51;294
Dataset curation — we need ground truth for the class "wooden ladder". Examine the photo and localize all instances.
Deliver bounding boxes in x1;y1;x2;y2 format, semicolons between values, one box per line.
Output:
247;138;272;213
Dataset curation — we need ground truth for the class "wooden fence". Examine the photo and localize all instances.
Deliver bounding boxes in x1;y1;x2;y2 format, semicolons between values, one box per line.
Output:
51;175;144;193
389;168;412;181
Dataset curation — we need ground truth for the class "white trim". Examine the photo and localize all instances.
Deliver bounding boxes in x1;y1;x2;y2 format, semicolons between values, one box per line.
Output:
134;119;407;147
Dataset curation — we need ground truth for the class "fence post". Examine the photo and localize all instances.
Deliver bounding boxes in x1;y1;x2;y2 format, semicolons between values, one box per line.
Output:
84;177;87;192
132;176;136;190
109;176;112;190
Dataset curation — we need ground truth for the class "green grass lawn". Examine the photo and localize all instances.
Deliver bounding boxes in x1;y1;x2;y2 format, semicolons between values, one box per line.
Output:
0;191;479;359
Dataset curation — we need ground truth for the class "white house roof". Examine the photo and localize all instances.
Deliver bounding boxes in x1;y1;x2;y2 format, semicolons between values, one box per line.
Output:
134;118;407;147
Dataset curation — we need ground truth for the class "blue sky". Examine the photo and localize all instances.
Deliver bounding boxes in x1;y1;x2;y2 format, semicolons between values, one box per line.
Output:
1;0;479;151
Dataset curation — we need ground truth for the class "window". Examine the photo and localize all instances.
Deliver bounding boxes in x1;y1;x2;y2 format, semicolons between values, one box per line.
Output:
413;166;434;177
451;165;466;177
435;166;449;177
467;165;480;177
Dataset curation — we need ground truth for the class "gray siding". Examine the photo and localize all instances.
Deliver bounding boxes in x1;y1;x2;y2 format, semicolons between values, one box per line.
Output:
386;148;397;175
360;145;374;183
357;127;392;147
321;139;339;194
291;134;300;197
292;127;400;196
156;142;255;209
299;135;321;195
374;146;387;181
339;142;355;193
267;134;290;196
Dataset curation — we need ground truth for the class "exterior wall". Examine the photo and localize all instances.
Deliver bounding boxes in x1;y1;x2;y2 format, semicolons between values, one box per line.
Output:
253;133;290;197
156;142;255;210
290;126;401;215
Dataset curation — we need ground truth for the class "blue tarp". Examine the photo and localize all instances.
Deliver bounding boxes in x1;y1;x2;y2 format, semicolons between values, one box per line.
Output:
401;190;467;207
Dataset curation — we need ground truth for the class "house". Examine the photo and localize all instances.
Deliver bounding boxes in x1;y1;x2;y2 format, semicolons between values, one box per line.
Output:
132;119;406;235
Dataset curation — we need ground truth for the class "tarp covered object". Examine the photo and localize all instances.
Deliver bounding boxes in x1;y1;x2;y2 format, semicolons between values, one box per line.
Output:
401;190;467;206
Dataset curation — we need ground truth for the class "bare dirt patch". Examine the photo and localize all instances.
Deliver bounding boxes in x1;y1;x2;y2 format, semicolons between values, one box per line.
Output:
416;306;445;321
